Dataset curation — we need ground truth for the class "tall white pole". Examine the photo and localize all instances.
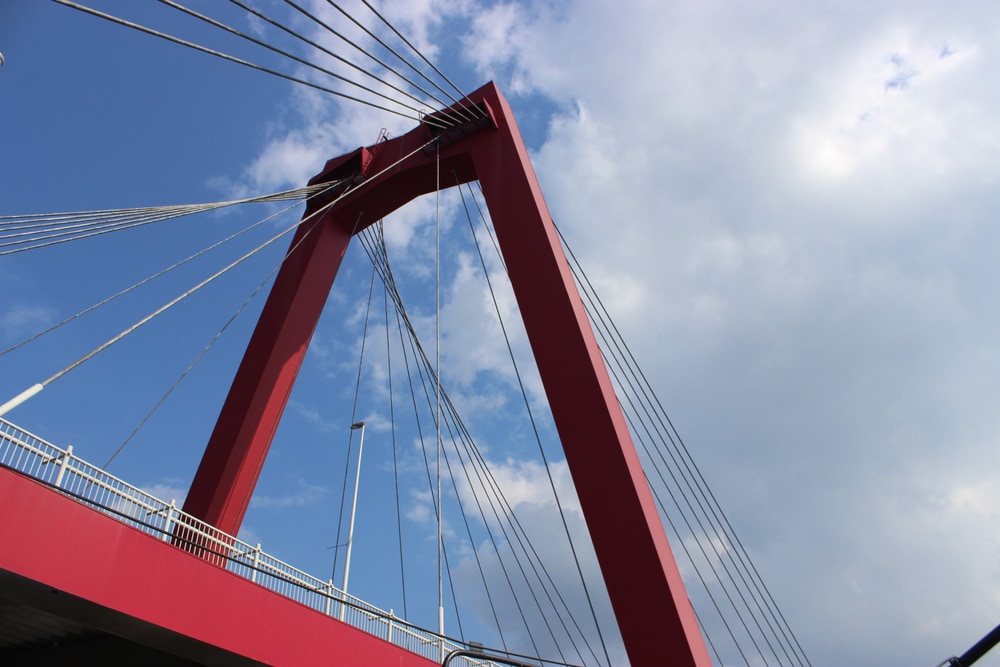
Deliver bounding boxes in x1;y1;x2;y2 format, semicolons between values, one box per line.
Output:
341;421;366;612
435;144;445;642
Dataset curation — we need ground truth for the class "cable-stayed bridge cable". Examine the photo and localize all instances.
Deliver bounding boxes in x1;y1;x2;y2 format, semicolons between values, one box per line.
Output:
462;181;810;665
0;184;332;255
274;0;473;127
50;0;434;123
0;135;440;419
456;181;612;666
317;0;479;124
358;206;614;665
155;0;435;121
356;0;480;116
358;227;594;662
0;188;335;358
103;189;365;469
554;223;812;666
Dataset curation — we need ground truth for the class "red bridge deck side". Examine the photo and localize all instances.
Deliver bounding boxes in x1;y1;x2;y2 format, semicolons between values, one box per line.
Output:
0;465;435;666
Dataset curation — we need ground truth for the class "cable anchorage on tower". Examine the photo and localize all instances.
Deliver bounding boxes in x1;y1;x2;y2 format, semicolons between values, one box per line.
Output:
421;100;498;154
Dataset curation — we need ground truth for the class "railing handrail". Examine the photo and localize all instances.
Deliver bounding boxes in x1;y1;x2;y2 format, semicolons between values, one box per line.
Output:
0;417;490;666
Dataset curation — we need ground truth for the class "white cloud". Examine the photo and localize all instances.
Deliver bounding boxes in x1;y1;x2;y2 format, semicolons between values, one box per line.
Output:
447;2;1000;665
251;479;329;510
456;456;578;516
141;479;189;506
217;1;1000;664
0;304;57;341
445;454;618;659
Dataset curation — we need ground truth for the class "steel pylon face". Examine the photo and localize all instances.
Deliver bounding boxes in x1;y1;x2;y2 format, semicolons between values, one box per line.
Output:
182;82;712;667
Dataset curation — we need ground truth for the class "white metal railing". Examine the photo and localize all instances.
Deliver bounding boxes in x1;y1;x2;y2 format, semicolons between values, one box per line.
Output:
0;418;495;667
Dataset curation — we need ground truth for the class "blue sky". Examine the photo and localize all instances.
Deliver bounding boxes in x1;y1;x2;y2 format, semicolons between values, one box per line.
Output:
3;2;1000;666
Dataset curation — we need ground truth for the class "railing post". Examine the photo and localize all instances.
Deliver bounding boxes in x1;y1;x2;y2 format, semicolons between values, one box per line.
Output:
162;499;176;541
54;445;73;488
251;543;261;583
325;579;334;616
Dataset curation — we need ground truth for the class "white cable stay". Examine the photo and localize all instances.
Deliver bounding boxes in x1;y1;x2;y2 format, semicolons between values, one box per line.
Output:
0;183;334;254
50;0;463;128
0;197;325;420
0;135;436;417
356;225;609;666
0;186;338;359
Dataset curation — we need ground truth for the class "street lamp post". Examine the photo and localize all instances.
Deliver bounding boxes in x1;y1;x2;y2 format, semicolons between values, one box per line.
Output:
340;421;365;619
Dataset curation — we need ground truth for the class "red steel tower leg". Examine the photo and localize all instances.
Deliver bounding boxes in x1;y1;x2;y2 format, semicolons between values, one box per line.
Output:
183;82;712;667
181;216;353;532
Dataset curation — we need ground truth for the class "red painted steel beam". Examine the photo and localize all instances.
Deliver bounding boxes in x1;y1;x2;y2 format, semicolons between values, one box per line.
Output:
0;466;437;667
182;112;483;533
463;86;713;667
182;205;356;531
184;82;712;666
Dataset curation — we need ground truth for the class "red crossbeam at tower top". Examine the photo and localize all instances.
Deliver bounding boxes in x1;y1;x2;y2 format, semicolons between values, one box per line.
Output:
181;82;713;667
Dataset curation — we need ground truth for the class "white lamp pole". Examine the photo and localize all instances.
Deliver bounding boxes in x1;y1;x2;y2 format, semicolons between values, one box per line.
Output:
341;421;366;611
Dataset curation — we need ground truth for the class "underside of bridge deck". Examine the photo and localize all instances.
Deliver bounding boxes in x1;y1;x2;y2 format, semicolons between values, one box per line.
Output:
0;568;256;666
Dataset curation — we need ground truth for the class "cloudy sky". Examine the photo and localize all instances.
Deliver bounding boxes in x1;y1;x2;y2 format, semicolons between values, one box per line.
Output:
2;1;1000;666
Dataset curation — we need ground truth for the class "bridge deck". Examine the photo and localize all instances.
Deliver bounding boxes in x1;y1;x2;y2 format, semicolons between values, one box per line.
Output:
0;419;479;666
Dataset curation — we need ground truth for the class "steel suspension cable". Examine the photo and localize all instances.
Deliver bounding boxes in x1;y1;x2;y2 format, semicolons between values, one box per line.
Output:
353;226;479;643
460;184;621;665
155;0;436;121
555;224;812;666
613;373;757;663
318;0;479;124
400;331;468;643
389;282;472;642
559;244;773;663
0;185;330;255
356;0;481;117
350;149;632;661
588;294;803;666
480;175;792;662
435;143;444;642
51;210;316;388
320;170;616;662
573;271;782;665
0;185;314;230
359;227;581;661
0;185;341;359
381;251;410;620
623;416;751;664
370;220;501;639
613;350;779;663
468;179;808;665
50;0;427;123
330;260;377;587
0;135;439;418
456;181;613;666
104;223;310;469
358;226;485;645
359;212;607;666
0;213;309;417
366;227;506;643
101;186;361;469
275;0;473;128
